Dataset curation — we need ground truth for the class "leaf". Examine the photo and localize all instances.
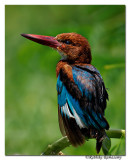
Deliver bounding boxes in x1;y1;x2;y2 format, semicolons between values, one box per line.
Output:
108;144;118;155
102;136;111;155
108;137;125;155
115;137;125;155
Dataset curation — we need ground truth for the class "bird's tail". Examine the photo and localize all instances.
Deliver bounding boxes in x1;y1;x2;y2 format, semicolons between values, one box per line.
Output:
89;128;107;154
96;134;104;153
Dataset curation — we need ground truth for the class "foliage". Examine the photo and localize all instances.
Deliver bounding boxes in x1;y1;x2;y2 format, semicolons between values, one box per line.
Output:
42;129;125;155
5;5;125;155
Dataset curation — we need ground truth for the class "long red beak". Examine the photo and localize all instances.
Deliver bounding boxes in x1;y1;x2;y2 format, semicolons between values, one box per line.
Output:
21;34;60;49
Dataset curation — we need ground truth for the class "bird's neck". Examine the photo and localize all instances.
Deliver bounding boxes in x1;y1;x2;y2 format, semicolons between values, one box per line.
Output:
56;60;67;77
56;60;91;77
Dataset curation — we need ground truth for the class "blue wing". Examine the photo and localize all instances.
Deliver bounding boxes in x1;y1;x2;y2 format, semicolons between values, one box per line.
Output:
57;64;109;146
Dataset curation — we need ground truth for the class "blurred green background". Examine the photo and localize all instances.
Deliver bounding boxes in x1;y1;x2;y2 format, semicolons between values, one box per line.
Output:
5;5;125;155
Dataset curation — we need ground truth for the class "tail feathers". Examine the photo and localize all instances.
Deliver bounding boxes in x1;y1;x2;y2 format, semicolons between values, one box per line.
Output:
63;115;85;146
58;105;85;146
89;128;106;153
96;137;103;153
96;130;106;154
58;106;108;152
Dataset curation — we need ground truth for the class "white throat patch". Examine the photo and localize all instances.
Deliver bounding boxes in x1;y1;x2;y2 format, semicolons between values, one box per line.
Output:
58;51;68;60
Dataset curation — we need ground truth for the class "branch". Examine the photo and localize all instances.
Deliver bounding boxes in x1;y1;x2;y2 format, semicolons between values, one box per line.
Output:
41;129;125;155
41;136;70;155
106;129;125;138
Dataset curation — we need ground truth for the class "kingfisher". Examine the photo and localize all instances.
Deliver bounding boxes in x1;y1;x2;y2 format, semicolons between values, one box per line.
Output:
21;33;109;153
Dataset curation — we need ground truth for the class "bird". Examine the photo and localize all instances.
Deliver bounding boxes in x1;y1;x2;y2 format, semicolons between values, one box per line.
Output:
21;32;109;153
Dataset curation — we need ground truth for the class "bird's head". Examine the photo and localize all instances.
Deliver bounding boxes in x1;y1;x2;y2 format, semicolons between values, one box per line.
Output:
21;33;92;64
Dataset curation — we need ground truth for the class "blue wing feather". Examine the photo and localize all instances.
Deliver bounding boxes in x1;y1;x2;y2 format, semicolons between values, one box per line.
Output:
57;74;87;126
57;65;109;131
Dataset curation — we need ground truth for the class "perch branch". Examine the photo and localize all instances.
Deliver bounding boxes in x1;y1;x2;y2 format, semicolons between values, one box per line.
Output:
41;129;125;155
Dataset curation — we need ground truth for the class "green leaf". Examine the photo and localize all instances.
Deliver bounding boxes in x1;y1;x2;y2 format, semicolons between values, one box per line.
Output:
108;144;118;155
115;137;125;155
102;136;111;155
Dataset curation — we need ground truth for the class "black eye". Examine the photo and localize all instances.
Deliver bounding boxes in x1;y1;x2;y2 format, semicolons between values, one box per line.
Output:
65;40;71;45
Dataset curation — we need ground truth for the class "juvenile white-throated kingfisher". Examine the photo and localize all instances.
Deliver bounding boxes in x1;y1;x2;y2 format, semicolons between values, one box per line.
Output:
21;33;109;153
